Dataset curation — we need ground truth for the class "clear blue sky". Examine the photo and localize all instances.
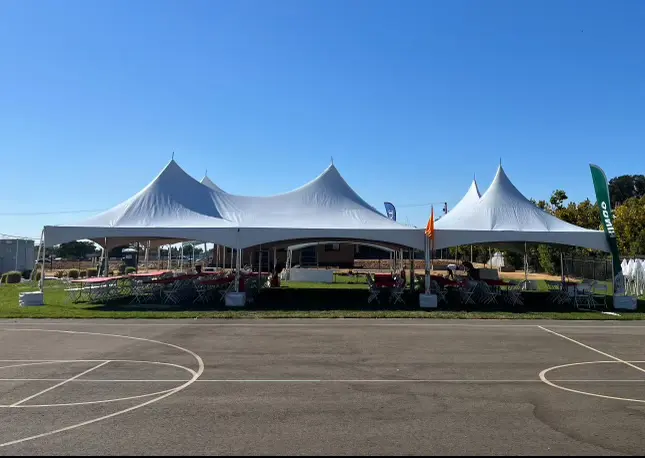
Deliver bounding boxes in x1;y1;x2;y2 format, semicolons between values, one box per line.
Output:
1;0;643;239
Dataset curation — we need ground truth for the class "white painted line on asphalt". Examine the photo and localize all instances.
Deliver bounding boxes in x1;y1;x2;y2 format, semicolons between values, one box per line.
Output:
0;328;204;448
538;326;645;375
9;361;111;407
1;377;644;384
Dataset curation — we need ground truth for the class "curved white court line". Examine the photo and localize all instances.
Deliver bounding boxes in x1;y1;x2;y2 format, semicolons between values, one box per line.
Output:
0;328;204;448
0;359;192;407
539;360;645;404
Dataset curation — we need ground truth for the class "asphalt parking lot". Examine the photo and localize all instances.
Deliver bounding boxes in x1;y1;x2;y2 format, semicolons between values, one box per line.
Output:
0;319;644;455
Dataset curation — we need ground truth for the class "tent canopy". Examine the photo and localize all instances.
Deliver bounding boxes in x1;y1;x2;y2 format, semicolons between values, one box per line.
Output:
44;160;424;250
200;175;227;193
434;165;609;252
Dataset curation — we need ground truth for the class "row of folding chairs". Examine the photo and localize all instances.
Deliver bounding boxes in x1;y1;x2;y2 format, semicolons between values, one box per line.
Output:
366;274;405;305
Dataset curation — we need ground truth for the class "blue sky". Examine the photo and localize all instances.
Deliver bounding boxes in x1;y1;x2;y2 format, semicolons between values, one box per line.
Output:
1;0;644;239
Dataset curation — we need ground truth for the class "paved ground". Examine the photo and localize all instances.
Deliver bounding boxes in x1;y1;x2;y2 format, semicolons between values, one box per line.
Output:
0;319;644;455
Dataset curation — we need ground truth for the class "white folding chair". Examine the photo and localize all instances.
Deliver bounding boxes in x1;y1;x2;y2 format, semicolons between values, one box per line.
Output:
389;277;405;305
161;279;184;305
590;282;608;310
572;280;595;310
193;278;211;304
459;281;477;305
506;282;524;307
431;280;447;304
366;274;380;304
65;287;83;303
479;282;500;305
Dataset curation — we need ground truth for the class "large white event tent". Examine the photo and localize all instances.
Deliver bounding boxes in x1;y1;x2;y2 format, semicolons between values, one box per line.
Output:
200;175;227;193
433;165;610;252
42;160;424;252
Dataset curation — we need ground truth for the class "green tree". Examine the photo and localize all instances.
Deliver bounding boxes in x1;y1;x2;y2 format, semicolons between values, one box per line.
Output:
609;175;645;207
55;241;98;260
613;196;645;256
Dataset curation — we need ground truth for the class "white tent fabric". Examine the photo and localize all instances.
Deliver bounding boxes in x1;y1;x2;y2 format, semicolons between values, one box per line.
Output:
434;165;610;252
209;164;424;249
43;160;240;247
200;175;227;193
447;178;481;216
44;161;424;250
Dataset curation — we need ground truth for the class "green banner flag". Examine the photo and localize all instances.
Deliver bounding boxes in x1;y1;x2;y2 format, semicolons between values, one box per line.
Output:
589;164;624;295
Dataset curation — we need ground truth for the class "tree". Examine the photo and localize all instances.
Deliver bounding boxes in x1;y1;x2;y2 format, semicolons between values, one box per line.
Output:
55;241;98;260
549;189;568;212
613;196;645;256
609;175;645;207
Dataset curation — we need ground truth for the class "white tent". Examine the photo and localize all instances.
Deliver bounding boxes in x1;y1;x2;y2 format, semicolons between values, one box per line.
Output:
43;160;240;248
446;178;481;216
43;161;424;251
200;175;227;193
208;163;425;250
434;165;610;252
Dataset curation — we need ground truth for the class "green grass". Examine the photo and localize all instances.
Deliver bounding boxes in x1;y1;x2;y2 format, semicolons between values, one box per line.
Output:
1;280;644;320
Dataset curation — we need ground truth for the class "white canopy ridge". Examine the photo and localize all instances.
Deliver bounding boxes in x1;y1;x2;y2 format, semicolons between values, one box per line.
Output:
43;161;424;250
434;165;610;252
207;163;424;249
200;175;227;193
442;178;481;220
43;160;239;247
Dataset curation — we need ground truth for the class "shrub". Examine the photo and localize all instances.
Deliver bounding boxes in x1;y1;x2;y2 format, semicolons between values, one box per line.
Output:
2;271;22;284
87;268;98;278
125;266;136;275
34;271;42;282
22;269;32;280
68;269;80;279
112;270;121;276
0;273;5;283
79;270;87;278
118;262;127;275
55;270;65;278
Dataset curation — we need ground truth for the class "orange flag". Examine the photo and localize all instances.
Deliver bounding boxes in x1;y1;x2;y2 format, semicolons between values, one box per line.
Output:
425;206;435;239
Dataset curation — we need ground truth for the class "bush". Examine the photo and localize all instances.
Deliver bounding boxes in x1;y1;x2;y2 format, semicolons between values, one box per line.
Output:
68;269;80;279
2;271;22;284
55;270;65;278
79;270;87;278
118;262;127;275
34;271;42;282
125;266;136;275
87;268;98;278
22;269;32;280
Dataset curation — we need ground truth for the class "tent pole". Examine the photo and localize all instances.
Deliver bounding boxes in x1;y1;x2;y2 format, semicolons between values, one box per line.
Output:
424;237;430;294
560;250;565;288
39;231;46;291
470;245;473;263
409;248;414;290
273;246;277;272
15;239;19;272
104;238;109;276
524;242;529;284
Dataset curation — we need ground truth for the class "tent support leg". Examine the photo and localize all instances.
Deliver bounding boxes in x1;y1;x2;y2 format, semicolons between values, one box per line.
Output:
39;231;46;291
424;237;430;294
273;247;277;272
104;238;109;276
409;249;414;290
